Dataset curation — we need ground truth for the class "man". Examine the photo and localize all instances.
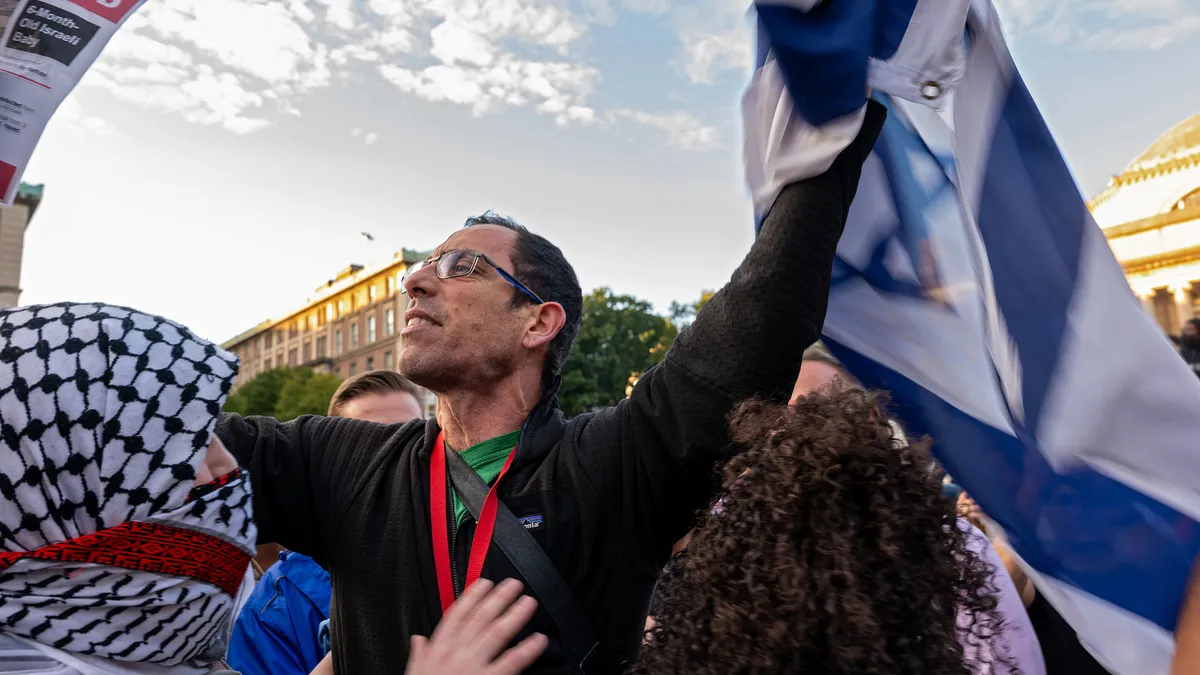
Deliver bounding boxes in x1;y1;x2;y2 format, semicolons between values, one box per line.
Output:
227;370;426;675
215;103;886;673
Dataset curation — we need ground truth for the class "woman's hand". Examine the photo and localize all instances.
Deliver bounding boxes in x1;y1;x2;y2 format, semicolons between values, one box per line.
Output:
405;579;548;675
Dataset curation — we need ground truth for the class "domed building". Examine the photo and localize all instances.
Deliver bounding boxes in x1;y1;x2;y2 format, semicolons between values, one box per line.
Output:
1092;113;1200;334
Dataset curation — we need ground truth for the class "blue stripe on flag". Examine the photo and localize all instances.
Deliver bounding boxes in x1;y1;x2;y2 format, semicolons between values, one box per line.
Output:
974;73;1088;439
873;0;918;61
825;336;1200;631
755;0;877;125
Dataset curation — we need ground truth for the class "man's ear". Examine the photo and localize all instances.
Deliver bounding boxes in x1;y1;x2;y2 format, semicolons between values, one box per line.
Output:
523;302;566;351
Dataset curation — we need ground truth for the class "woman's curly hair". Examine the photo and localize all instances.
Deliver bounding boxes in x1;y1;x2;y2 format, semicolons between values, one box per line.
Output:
635;388;1014;675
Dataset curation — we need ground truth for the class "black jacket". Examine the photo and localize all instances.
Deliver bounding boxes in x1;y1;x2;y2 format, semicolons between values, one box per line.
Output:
216;102;886;675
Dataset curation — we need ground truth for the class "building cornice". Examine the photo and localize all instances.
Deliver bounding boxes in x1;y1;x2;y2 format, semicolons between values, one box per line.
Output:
1104;203;1200;240
1090;149;1200;210
1120;244;1200;276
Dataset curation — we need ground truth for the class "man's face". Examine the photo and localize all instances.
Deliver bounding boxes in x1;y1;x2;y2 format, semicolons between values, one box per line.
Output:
400;225;535;391
339;390;423;424
1185;322;1199;339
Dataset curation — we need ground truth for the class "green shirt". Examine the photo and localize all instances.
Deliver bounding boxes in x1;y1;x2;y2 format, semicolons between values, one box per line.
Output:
449;431;522;527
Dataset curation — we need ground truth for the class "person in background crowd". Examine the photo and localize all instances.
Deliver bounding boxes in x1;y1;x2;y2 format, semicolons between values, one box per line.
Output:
955;491;1112;675
0;303;255;675
214;103;886;673
636;389;1014;675
228;370;426;675
1179;319;1200;377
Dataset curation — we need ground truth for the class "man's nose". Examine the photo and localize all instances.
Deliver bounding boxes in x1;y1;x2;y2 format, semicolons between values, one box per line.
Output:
403;266;435;297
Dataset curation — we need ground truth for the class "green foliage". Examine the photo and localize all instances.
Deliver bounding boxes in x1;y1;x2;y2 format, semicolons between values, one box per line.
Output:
558;288;678;417
222;367;343;421
275;370;344;421
668;290;716;326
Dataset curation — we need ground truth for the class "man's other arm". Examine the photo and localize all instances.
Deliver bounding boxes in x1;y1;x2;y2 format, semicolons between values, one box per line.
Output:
215;414;405;562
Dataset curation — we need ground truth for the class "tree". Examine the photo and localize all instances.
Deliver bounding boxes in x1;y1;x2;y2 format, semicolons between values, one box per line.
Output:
275;370;344;421
668;290;716;326
558;288;678;417
222;368;293;417
222;367;343;421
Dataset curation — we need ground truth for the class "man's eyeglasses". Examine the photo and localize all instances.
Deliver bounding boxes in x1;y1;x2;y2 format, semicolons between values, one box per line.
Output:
401;250;545;305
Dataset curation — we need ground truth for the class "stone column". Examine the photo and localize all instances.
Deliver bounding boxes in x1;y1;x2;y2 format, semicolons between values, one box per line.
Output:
1139;291;1157;317
1174;285;1195;333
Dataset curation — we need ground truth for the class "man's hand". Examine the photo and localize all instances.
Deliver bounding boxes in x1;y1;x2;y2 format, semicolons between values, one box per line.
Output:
406;579;548;675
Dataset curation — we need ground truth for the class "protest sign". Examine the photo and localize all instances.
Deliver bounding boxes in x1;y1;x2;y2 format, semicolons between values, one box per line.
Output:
0;0;146;204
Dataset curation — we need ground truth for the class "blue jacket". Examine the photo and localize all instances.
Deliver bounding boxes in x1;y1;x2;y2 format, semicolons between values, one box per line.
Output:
227;551;332;675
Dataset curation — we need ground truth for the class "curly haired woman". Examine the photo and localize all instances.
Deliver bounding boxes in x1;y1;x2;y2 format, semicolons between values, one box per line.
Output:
635;388;1023;675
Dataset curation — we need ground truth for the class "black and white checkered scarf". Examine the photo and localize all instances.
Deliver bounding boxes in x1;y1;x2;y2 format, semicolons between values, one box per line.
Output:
0;303;255;669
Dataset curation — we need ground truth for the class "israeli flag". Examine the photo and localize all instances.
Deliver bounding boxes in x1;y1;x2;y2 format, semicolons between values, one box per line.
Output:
745;1;1200;673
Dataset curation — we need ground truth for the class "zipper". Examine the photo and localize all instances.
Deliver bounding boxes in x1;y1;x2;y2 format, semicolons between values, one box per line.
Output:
447;470;461;598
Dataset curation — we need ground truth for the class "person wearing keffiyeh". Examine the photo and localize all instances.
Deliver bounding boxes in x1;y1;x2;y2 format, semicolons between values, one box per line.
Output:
0;303;257;674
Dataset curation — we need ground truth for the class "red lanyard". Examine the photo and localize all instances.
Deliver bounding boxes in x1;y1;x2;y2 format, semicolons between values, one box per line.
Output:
429;430;519;612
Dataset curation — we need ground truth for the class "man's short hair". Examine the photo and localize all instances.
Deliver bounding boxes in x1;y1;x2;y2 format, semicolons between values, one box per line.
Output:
463;212;583;389
328;370;424;417
803;342;855;384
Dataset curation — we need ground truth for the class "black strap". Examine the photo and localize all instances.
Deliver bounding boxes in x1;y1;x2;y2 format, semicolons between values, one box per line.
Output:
445;446;601;673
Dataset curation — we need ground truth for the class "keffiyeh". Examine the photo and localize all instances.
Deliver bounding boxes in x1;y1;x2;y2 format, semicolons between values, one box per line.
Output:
0;303;254;668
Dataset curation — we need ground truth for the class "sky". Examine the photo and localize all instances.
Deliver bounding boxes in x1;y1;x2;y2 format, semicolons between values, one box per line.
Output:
16;0;1200;344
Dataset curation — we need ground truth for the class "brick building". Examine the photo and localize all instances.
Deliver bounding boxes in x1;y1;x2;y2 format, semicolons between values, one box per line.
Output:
0;183;43;309
221;248;435;415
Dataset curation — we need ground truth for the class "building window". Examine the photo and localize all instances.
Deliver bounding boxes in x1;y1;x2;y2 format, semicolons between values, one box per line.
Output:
264;332;272;348
335;366;341;376
387;276;395;295
338;299;347;315
351;323;360;348
303;342;311;362
369;285;378;304
317;336;327;358
366;356;375;371
368;315;377;343
349;362;357;377
384;350;393;370
288;348;298;366
326;303;335;322
264;357;272;370
276;350;283;364
335;328;343;355
386;307;395;336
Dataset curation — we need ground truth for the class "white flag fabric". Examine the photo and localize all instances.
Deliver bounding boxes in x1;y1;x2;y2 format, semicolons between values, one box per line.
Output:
745;1;1200;673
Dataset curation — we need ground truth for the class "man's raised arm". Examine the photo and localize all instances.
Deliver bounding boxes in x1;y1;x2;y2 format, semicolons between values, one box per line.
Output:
574;102;886;556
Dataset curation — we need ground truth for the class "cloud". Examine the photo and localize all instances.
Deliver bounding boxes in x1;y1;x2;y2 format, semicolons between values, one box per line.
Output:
51;97;124;138
681;25;748;84
612;108;720;150
664;0;751;84
78;0;718;138
351;128;380;145
381;56;598;126
83;0;328;132
994;0;1200;50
